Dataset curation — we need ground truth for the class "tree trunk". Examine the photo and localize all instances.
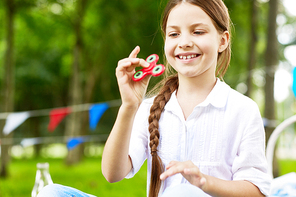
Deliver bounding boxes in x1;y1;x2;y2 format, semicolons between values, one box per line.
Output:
0;0;15;178
65;0;88;165
32;118;42;156
264;0;279;178
246;0;258;98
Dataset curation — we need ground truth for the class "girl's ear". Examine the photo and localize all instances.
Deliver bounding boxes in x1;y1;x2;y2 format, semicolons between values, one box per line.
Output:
218;31;230;53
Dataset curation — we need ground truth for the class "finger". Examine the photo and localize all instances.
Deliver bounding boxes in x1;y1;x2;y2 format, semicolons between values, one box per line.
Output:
166;161;178;169
118;58;139;67
117;61;132;69
183;168;206;187
117;59;139;74
129;46;140;58
160;164;184;180
125;58;149;73
139;59;150;68
183;167;201;175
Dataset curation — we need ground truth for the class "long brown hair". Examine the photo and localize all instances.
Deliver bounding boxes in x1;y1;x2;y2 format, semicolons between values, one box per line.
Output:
148;1;232;197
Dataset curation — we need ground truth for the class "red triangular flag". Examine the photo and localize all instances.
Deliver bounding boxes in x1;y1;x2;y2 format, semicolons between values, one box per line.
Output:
48;108;71;132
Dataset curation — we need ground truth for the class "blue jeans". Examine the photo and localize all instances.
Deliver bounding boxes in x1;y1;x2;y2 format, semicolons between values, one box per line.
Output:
37;183;209;197
37;184;96;197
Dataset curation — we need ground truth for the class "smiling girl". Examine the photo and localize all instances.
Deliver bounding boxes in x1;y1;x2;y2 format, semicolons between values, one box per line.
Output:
102;0;270;196
38;0;270;197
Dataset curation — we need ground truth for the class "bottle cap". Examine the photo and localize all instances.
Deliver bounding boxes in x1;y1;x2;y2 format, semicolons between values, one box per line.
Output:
37;162;49;169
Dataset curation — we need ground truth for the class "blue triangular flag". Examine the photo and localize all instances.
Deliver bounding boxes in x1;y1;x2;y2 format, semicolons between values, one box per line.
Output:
293;67;296;98
89;103;109;130
67;137;85;150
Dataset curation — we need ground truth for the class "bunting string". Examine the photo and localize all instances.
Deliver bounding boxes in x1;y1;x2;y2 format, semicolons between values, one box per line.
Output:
1;99;121;135
0;99;121;119
0;134;109;147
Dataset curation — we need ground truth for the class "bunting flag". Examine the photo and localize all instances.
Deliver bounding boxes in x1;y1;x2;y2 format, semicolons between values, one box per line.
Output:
89;103;109;130
48;108;71;132
293;67;296;97
67;137;85;150
3;112;30;135
0;99;120;139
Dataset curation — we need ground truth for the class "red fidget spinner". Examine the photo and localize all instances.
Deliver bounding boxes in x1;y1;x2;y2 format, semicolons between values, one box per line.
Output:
132;54;165;81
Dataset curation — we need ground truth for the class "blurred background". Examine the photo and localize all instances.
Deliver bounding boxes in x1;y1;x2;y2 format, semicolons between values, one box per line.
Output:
0;0;296;196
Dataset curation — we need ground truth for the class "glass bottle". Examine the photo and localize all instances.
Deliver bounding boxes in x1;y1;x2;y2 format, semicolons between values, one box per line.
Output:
31;162;53;197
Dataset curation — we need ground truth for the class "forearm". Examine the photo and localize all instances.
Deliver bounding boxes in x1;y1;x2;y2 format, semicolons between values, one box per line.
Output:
101;104;138;183
203;175;264;197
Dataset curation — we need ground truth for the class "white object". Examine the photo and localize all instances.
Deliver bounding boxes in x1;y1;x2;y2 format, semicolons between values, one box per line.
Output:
266;115;296;196
3;112;30;135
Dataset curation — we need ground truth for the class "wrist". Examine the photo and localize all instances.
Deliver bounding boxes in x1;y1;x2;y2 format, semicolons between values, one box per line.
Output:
120;103;140;113
201;174;212;194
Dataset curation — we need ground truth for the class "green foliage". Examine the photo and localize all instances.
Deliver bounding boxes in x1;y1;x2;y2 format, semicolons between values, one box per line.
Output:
224;0;269;88
0;0;167;138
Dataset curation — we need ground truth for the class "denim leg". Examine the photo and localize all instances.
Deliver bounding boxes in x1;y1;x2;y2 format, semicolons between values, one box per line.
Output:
37;184;96;197
161;184;210;197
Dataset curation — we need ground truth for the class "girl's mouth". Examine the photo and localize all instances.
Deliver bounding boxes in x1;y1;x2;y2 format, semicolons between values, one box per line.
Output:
176;54;200;60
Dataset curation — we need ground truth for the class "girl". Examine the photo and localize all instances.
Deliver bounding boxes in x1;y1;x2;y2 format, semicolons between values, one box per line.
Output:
38;0;270;196
102;0;270;196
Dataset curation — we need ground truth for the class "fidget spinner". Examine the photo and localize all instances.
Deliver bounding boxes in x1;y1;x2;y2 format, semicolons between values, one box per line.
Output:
132;54;165;81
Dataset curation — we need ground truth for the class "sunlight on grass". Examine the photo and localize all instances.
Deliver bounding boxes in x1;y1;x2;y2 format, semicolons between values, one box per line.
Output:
0;156;295;197
278;159;296;176
0;157;147;197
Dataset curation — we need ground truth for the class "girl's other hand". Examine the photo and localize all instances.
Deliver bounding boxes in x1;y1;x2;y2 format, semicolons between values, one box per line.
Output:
116;46;151;108
160;161;208;191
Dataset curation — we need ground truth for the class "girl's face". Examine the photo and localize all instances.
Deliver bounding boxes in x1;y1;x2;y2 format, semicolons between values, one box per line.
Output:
164;2;229;80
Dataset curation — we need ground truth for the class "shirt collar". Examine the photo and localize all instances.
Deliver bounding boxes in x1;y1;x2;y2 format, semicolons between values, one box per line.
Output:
164;78;230;113
200;78;230;108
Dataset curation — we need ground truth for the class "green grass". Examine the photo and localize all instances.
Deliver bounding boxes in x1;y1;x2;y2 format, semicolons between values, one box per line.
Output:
278;159;296;176
0;157;295;197
0;157;147;197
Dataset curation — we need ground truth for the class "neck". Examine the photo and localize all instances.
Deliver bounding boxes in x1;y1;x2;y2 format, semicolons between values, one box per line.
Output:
176;75;217;120
177;74;216;99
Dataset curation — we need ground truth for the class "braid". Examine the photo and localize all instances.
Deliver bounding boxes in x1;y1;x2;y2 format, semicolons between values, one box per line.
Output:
148;75;178;197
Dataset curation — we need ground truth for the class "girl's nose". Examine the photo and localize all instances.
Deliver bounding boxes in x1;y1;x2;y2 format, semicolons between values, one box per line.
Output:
178;36;193;48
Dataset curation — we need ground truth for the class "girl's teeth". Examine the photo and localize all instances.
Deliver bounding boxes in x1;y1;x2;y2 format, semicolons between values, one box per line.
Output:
179;55;197;60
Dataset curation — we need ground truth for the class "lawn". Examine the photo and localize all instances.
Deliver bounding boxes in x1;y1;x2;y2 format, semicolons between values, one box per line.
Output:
0;157;295;197
0;157;147;197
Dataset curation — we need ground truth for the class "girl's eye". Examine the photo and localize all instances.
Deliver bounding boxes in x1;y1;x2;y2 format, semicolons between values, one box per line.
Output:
194;31;204;35
168;33;179;37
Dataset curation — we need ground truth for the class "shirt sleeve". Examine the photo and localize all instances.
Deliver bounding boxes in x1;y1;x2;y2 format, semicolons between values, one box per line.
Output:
231;102;272;196
125;99;151;179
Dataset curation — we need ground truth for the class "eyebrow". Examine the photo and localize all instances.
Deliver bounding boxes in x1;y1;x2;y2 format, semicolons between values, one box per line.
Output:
167;23;210;30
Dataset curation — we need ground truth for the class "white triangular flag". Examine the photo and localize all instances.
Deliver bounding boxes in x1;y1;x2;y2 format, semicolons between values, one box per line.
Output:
3;112;30;135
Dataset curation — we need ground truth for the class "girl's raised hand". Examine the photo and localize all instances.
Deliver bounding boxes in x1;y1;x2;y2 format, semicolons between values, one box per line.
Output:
160;161;208;191
116;46;151;107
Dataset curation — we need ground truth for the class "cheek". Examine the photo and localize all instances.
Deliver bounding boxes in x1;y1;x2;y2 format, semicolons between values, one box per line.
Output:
197;34;220;54
164;41;173;58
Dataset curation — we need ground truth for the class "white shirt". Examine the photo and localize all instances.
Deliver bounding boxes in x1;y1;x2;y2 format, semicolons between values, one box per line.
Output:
126;79;271;196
